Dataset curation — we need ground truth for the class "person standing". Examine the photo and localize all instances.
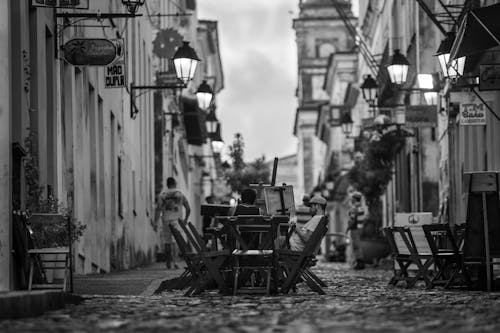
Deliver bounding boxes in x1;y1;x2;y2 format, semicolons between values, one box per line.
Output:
155;177;191;269
346;192;367;269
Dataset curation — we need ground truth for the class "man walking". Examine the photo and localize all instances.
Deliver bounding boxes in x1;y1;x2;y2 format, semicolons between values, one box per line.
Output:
155;177;191;269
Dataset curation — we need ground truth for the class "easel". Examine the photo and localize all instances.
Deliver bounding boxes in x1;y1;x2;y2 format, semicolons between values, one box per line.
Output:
250;158;291;216
463;172;500;291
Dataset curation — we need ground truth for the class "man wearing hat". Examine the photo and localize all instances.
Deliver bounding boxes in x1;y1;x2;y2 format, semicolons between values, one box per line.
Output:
289;195;327;252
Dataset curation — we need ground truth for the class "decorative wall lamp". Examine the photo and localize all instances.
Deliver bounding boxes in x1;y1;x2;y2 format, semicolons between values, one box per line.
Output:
360;74;379;117
360;74;379;104
436;32;466;80
130;41;200;119
205;108;219;135
122;0;146;14
211;140;225;155
386;49;410;85
56;0;146;18
417;74;439;105
340;112;354;137
196;80;214;110
173;41;201;84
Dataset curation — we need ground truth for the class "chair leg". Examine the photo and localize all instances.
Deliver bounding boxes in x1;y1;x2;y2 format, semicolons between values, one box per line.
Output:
266;268;271;296
28;259;34;291
233;267;239;296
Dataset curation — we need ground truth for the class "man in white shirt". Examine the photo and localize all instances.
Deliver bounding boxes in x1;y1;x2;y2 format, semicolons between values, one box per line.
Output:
289;195;327;252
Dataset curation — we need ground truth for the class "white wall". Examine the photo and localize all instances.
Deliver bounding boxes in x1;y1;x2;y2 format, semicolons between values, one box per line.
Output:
0;0;11;291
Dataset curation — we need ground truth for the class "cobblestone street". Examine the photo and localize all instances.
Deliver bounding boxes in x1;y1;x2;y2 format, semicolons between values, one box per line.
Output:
2;262;500;332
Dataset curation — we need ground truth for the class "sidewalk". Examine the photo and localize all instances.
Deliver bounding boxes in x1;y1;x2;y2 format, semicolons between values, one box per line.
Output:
73;262;184;296
0;262;182;319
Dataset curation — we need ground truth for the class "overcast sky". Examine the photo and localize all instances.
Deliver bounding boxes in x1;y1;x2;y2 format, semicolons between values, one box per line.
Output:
198;0;298;162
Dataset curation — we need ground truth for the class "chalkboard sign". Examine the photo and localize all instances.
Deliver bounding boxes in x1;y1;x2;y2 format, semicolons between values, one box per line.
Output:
463;172;500;257
463;172;500;291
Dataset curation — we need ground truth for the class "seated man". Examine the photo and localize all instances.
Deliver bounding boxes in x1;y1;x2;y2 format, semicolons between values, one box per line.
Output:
289;195;327;252
233;188;261;216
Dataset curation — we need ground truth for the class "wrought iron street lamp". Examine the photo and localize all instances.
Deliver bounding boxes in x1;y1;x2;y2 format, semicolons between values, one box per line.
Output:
56;0;145;18
212;140;224;155
130;40;201;119
387;49;410;85
417;74;438;105
196;80;214;110
436;32;465;80
340;112;354;136
173;41;200;84
206;108;218;135
360;74;379;104
122;0;146;14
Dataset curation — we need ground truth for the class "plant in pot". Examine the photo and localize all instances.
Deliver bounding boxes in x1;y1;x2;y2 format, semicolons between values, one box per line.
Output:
348;118;411;262
24;130;86;285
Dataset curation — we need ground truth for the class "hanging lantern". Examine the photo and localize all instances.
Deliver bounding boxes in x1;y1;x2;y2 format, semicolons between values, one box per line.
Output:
417;74;438;105
172;41;200;83
205;108;218;135
387;49;410;84
211;140;224;154
340;112;354;136
196;80;214;110
436;32;465;80
121;0;146;14
360;74;379;104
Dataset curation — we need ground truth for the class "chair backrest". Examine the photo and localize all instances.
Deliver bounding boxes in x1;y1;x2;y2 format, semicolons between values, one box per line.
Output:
392;226;431;255
422;223;460;256
233;215;274;251
187;222;209;252
391;226;430;256
169;224;192;256
300;216;329;257
177;221;203;253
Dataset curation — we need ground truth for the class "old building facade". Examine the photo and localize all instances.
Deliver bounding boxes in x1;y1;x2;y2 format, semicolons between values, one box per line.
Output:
1;0;224;291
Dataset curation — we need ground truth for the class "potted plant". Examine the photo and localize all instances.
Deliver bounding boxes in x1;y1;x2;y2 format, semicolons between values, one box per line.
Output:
24;130;86;285
348;118;412;262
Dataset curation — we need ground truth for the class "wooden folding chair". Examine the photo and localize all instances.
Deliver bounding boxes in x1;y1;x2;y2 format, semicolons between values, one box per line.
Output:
278;216;328;295
171;223;230;296
422;223;469;288
385;226;434;289
223;216;277;296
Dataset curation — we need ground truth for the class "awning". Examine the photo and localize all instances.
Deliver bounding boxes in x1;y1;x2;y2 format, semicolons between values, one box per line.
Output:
450;3;500;60
182;98;207;146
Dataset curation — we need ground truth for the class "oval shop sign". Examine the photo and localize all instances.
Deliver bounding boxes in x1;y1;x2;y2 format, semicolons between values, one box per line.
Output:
63;39;117;66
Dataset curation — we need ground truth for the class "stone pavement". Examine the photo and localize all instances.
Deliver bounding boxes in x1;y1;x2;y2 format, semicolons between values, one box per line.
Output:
2;262;500;332
72;262;184;296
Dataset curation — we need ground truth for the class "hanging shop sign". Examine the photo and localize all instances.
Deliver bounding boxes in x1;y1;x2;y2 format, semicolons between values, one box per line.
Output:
459;93;489;126
31;0;89;9
405;105;438;128
479;64;500;91
63;39;117;66
105;39;127;88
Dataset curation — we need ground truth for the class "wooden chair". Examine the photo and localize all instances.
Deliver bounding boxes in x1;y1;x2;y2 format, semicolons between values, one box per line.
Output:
222;215;277;295
171;223;230;296
422;223;469;288
27;214;72;292
384;226;434;289
278;216;328;295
